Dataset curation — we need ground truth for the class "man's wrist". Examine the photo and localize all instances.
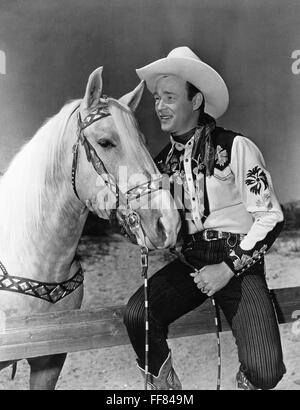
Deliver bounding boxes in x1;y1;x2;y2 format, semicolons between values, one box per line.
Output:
224;259;241;277
221;261;235;278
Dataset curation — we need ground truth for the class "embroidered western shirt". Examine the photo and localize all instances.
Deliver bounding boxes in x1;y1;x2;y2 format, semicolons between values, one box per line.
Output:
155;127;284;276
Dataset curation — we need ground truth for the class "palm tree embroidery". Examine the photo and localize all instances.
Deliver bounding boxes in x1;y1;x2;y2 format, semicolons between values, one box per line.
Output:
245;166;269;195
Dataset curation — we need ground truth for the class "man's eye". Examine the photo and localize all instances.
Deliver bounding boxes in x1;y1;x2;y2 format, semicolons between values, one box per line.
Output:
98;139;115;148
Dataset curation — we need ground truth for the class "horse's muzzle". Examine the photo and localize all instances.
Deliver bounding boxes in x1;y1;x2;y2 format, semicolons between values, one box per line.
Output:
139;190;181;250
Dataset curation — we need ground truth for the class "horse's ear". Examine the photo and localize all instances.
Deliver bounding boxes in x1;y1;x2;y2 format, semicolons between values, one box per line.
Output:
80;67;103;116
119;80;145;112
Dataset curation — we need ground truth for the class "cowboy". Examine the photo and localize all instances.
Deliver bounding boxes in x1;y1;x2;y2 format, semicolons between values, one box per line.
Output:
124;46;286;390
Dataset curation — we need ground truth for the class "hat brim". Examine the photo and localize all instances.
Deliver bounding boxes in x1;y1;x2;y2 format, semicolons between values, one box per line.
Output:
136;57;229;119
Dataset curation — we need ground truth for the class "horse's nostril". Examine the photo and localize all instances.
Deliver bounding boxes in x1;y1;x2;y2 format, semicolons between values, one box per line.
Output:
157;217;167;245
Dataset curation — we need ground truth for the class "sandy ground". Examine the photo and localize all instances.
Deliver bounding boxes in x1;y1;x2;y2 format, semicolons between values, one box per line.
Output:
0;231;300;390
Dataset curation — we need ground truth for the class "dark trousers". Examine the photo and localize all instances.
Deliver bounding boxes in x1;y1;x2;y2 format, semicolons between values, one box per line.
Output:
124;238;286;390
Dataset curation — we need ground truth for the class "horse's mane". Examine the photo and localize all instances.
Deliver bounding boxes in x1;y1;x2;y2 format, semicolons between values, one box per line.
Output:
0;99;81;254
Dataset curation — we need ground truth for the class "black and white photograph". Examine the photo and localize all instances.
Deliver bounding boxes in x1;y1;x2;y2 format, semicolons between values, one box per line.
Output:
0;0;299;392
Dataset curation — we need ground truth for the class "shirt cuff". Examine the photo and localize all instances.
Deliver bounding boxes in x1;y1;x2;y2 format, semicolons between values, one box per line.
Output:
224;220;284;276
224;243;267;276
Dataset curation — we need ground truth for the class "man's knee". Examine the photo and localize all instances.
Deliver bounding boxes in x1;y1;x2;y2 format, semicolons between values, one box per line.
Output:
123;292;145;332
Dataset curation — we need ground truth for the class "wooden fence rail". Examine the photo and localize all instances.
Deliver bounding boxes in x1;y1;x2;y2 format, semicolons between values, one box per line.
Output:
0;287;299;361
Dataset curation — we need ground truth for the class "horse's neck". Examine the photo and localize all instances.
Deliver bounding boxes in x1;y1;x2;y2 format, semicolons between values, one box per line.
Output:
0;111;89;282
3;183;88;284
26;186;89;281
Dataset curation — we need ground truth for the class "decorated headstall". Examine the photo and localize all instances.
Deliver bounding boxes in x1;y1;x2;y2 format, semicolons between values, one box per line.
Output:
71;96;112;200
71;96;165;245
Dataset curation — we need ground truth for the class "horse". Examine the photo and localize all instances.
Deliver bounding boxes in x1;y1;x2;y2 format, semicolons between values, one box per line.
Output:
0;67;181;389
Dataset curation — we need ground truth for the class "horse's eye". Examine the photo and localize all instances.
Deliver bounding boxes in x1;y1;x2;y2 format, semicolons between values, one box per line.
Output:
98;139;116;148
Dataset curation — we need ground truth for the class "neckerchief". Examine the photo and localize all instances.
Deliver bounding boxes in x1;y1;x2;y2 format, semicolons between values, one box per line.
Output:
167;112;216;176
164;113;216;223
193;113;216;176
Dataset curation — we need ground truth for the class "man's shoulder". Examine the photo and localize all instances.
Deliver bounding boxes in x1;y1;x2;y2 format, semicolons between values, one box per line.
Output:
212;126;243;149
211;127;243;169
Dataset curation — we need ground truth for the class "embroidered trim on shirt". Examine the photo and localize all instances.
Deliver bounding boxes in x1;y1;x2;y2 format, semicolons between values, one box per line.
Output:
256;193;273;210
229;244;268;274
215;145;228;167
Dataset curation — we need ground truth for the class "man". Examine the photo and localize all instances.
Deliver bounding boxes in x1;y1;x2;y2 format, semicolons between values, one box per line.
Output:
124;46;286;390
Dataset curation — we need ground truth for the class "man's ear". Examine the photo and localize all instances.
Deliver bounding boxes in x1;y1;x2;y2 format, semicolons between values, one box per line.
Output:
192;92;203;111
119;80;145;112
80;67;103;118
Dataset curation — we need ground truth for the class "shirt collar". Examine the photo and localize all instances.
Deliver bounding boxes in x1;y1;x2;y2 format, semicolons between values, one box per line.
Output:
171;128;196;144
169;126;203;151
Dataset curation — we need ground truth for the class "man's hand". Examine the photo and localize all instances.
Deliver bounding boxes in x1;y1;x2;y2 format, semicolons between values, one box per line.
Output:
190;262;234;297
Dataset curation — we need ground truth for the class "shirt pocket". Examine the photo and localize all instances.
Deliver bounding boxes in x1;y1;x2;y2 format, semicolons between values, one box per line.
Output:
213;165;232;181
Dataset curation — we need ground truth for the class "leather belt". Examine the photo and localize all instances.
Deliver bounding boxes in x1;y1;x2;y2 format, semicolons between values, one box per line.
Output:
187;229;245;243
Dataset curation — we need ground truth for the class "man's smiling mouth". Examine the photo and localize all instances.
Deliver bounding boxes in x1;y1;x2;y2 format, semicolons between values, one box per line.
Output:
159;114;172;120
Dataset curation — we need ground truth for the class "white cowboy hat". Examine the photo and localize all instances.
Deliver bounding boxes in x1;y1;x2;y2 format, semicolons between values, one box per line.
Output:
136;46;229;119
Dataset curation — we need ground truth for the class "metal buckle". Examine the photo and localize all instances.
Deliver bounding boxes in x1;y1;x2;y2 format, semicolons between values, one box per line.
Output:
140;246;149;269
141;253;148;268
202;230;209;241
203;230;217;241
125;211;140;230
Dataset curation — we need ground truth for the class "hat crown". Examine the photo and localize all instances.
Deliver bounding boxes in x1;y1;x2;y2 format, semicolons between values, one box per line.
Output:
136;46;229;119
167;46;202;62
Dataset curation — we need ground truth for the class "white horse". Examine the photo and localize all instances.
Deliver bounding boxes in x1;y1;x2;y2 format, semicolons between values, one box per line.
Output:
0;67;181;389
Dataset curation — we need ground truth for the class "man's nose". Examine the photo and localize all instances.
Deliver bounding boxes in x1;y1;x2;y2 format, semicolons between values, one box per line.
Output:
157;99;165;110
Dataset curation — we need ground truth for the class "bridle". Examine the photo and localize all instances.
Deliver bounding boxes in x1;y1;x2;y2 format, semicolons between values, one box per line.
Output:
71;96;165;244
72;96;168;389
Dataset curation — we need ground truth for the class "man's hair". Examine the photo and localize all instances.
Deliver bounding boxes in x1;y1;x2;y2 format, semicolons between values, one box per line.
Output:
186;81;205;112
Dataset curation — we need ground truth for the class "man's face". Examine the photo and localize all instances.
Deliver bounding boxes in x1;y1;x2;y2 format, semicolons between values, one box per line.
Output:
153;75;196;135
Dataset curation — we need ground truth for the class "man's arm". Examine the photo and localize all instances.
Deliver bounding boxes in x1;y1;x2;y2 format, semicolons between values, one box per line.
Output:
224;136;284;276
191;135;284;295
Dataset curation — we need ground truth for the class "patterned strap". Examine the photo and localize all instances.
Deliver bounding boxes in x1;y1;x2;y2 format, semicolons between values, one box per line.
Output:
0;267;84;304
79;97;110;131
125;176;166;202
